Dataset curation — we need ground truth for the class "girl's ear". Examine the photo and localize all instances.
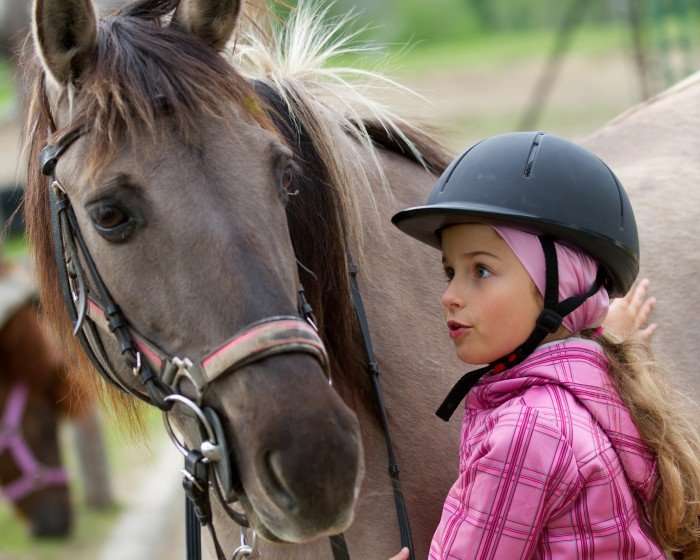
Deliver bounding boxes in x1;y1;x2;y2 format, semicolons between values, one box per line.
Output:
172;0;241;50
32;0;98;87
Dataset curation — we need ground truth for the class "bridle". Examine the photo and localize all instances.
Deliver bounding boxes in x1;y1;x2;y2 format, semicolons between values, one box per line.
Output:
41;125;332;558
39;81;415;560
0;383;69;503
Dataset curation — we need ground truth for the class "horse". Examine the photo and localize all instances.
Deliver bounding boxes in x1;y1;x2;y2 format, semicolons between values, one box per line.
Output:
0;263;74;538
581;74;700;404
0;258;115;538
22;1;697;559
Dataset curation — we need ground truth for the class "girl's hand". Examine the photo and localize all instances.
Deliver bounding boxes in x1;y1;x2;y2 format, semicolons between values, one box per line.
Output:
388;547;410;560
603;278;657;342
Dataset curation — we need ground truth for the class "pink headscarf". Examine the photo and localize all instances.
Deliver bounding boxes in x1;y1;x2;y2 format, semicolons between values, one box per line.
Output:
492;226;609;334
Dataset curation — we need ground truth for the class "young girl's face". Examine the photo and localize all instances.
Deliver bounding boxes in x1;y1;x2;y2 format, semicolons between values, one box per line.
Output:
441;224;543;365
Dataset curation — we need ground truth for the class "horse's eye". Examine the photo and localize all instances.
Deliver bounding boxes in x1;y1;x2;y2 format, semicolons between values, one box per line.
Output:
88;203;137;242
91;205;128;229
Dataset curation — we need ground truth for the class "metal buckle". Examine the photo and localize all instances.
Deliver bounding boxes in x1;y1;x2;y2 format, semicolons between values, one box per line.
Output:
162;357;205;404
131;351;142;377
51;179;66;194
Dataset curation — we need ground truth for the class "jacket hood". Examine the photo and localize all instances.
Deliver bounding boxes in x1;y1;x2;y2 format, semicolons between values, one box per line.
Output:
466;337;658;503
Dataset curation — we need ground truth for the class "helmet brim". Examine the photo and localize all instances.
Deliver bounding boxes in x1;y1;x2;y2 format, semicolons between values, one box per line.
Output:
391;202;638;297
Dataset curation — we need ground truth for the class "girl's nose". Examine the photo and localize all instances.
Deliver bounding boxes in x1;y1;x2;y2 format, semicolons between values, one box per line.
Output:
441;284;464;311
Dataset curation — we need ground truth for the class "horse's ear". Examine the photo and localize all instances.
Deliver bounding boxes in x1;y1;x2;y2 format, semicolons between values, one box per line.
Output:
32;0;98;87
173;0;241;50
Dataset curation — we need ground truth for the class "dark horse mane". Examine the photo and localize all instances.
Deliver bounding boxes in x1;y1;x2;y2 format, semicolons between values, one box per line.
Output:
23;0;451;415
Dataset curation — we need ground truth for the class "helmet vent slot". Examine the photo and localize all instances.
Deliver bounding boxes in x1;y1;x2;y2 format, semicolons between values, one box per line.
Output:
523;132;545;178
604;163;625;220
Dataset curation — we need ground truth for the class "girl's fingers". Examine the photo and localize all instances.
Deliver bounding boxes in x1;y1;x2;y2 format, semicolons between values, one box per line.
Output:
604;280;656;342
635;297;656;328
639;323;658;341
628;278;649;312
388;547;410;560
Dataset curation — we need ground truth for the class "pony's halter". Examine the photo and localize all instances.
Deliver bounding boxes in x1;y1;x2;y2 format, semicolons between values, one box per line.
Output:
0;383;69;503
39;125;330;556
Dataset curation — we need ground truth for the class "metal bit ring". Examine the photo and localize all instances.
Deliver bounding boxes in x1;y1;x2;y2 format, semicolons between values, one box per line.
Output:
162;394;218;458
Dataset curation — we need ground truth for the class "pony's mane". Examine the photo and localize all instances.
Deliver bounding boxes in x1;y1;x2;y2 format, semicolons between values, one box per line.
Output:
23;0;450;413
233;2;451;248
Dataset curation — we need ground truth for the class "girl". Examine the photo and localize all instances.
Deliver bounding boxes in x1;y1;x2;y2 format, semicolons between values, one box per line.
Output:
388;132;700;559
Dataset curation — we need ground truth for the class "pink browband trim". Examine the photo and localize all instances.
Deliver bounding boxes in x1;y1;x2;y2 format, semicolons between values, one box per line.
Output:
86;297;328;389
202;319;327;382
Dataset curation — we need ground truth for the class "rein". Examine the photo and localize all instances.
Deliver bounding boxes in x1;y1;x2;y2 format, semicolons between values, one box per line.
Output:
0;383;68;502
39;80;415;559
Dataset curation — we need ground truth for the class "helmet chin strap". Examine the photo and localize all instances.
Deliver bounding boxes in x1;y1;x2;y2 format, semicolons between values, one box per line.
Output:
436;236;605;421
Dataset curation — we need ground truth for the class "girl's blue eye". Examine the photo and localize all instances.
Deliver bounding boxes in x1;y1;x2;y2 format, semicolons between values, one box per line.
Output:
476;264;491;279
443;267;455;282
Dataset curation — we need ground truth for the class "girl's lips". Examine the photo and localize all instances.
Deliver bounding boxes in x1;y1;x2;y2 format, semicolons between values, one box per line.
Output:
447;320;472;339
448;326;472;339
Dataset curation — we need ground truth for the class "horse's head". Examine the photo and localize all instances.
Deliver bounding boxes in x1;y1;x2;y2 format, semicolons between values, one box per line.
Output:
0;306;72;538
26;0;363;542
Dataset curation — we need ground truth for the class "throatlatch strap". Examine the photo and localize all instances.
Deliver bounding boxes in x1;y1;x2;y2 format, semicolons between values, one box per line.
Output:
436;237;604;421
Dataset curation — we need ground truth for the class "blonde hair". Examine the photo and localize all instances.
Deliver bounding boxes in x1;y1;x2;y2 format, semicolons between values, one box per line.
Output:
582;330;700;559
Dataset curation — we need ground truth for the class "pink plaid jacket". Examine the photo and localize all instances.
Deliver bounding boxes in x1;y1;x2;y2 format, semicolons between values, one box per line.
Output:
430;338;665;559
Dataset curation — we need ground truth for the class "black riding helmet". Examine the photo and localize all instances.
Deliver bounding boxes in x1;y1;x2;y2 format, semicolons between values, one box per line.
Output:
392;131;639;297
391;132;640;421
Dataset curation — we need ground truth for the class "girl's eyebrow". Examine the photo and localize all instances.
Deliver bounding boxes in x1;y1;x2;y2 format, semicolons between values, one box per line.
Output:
441;251;500;265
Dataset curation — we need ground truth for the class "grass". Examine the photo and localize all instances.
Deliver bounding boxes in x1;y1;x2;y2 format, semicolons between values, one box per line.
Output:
0;503;123;560
332;20;634;74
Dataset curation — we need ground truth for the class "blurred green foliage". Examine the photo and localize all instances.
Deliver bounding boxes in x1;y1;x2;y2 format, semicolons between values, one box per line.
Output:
320;0;700;49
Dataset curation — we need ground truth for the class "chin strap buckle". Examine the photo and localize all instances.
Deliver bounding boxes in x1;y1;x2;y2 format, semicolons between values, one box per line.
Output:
536;308;563;334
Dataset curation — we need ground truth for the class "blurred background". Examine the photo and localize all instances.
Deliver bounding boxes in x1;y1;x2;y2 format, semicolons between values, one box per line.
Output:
0;0;698;559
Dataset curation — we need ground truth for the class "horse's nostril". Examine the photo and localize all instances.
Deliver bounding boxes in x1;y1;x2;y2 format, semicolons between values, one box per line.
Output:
263;450;299;514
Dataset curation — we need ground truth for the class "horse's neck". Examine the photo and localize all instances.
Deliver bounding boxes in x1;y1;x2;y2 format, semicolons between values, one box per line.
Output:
582;72;700;404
